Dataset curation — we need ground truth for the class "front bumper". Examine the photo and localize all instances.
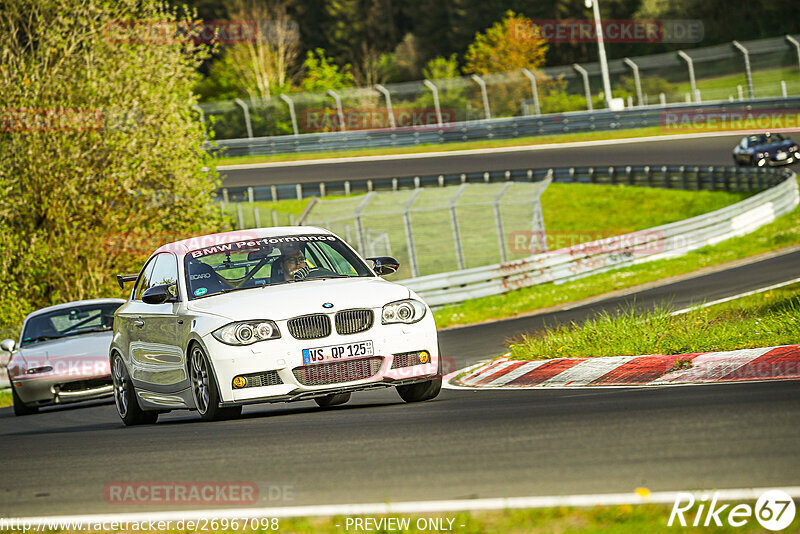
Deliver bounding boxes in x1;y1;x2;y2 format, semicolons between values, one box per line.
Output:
12;374;113;407
203;312;439;405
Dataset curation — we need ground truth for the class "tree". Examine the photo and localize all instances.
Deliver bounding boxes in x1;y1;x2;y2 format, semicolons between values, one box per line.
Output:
0;0;222;329
222;0;301;101
464;10;548;75
299;48;355;93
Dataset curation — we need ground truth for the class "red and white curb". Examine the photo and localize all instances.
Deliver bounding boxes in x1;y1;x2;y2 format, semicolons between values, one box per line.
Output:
443;345;800;389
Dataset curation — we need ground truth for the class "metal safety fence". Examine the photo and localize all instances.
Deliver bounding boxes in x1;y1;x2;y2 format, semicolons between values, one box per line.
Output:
218;162;787;203
211;95;800;157
202;34;800;148
399;168;798;307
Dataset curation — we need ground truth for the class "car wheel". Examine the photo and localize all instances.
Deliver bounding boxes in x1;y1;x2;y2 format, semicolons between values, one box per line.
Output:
112;354;158;426
11;384;38;416
189;344;242;422
314;392;351;408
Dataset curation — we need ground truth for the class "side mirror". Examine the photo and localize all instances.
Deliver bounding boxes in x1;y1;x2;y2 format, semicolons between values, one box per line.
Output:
367;256;400;276
142;284;178;305
0;339;15;352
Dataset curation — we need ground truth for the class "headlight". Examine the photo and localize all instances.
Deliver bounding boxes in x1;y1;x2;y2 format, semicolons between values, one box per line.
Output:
382;299;427;324
212;320;280;345
790;145;798;152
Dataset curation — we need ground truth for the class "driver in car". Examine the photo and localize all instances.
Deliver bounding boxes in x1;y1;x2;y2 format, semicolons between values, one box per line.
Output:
281;246;311;281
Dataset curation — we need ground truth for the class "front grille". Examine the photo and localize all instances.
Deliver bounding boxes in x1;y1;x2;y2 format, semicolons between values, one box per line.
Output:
292;357;383;386
240;370;283;388
391;351;428;369
335;309;374;335
57;379;112;392
288;314;331;340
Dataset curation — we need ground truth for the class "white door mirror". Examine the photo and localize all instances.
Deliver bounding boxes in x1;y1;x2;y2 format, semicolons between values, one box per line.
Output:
0;338;15;352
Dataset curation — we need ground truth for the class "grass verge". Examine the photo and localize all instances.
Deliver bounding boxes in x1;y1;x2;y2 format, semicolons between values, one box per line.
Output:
0;388;10;409
509;282;800;361
3;504;796;533
433;176;799;328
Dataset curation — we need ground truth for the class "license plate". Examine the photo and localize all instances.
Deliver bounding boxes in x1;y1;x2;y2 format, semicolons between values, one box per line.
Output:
777;152;787;160
302;341;374;364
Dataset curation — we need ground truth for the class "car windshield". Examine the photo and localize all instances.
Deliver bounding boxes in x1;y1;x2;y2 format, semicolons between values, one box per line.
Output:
20;303;121;347
747;133;785;146
184;234;374;299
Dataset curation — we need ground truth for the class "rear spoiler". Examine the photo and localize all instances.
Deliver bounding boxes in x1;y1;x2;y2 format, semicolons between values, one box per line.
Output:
116;274;138;289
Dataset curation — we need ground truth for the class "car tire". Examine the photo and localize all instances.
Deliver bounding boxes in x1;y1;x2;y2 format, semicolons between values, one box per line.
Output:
314;392;351;408
112;354;158;426
189;344;242;422
11;385;38;416
397;378;442;402
397;347;443;403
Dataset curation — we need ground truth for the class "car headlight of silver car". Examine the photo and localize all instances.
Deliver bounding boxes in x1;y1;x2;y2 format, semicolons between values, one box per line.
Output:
381;299;427;324
212;320;281;345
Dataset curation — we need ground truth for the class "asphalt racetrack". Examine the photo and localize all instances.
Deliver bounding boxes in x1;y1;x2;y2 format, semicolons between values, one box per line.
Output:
2;137;799;518
219;133;778;187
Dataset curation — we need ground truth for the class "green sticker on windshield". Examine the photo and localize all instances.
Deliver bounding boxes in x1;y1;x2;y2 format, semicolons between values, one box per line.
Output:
194;287;207;297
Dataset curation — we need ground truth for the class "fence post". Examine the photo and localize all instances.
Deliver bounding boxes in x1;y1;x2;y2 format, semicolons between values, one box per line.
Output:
573;64;593;111
222;188;230;203
280;94;299;135
787;35;800;74
737;85;744;100
254;206;261;227
344;181;351;195
403;189;423;277
327;89;346;132
493;182;513;262
320;182;326;197
531;171;552;253
374;84;396;129
233;98;254;138
237;203;244;229
247;186;254;203
449;183;469;270
521;69;541;115
295;184;303;200
471;74;492;120
677;51;699;103
354;192;375;255
645;165;652;187
623;58;643;106
423;80;443;127
781;80;788;98
270;185;277;202
659;93;666;106
662;166;669;188
732;41;755;99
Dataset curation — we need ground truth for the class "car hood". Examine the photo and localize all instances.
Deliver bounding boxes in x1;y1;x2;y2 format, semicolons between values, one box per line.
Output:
187;277;412;321
13;331;113;375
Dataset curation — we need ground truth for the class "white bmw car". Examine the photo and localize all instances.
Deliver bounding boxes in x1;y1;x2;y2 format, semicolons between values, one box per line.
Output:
110;227;441;425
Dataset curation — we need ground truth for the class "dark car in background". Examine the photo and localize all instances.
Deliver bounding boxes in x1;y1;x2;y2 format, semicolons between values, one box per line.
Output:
732;133;799;167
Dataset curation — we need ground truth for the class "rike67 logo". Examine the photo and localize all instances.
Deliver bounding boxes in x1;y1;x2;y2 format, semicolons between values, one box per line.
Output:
668;490;796;531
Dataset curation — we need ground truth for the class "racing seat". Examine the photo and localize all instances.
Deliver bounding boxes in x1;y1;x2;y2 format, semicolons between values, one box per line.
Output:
186;260;227;296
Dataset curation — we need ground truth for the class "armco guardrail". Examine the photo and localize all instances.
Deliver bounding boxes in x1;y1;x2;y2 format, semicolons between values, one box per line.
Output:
211;96;800;158
399;169;798;307
221;163;787;202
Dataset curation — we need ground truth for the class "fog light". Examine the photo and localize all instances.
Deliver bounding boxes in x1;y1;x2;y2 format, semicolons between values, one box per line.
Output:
232;376;246;389
418;351;430;364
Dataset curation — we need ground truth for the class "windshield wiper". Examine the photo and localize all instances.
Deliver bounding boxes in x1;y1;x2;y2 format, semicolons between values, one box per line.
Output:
62;326;112;337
